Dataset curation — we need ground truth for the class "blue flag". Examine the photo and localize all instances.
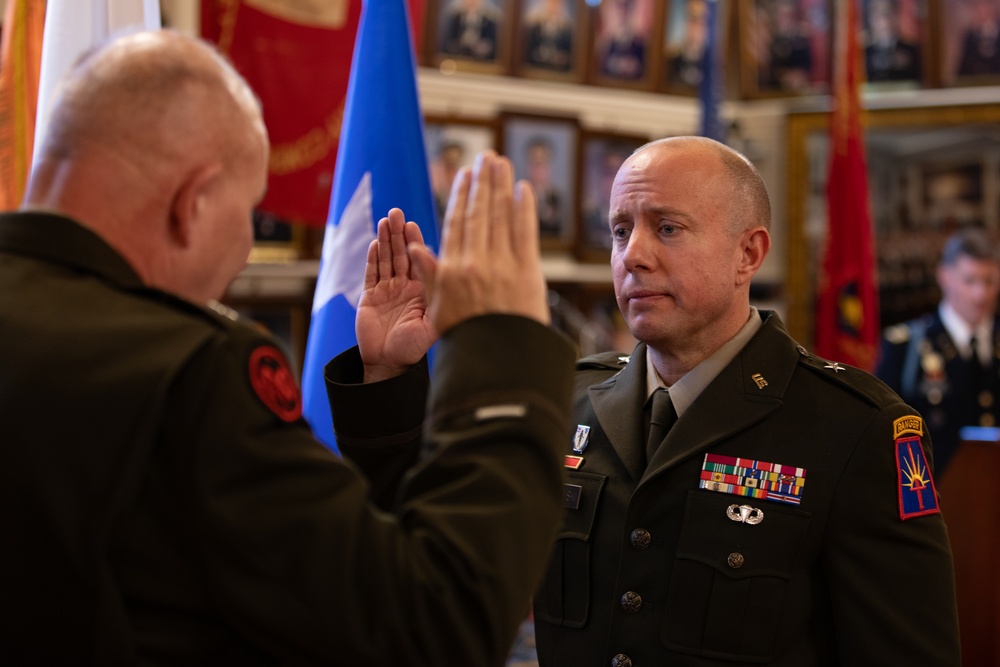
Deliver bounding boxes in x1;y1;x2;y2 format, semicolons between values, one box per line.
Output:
301;0;439;452
698;0;724;142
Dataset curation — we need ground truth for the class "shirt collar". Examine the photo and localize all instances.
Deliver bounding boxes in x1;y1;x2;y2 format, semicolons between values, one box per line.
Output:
645;306;763;417
940;302;992;359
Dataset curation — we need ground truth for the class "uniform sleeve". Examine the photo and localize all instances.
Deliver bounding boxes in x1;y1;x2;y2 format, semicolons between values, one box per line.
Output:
823;401;961;664
324;345;428;510
163;314;574;666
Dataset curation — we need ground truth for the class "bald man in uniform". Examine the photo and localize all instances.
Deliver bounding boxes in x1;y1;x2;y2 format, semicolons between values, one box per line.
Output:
0;30;573;665
333;137;961;666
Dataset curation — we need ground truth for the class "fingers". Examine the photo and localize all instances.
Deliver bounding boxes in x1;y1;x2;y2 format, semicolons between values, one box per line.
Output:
362;237;379;292
407;242;437;301
490;156;515;256
441;167;471;264
512;179;540;263
463;151;495;255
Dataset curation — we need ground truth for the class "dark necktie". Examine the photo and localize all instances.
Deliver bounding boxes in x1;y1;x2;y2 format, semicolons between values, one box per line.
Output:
646;388;677;462
970;335;985;391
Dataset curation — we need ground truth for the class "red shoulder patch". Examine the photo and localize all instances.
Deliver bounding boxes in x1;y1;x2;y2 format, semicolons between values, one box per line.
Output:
248;346;302;422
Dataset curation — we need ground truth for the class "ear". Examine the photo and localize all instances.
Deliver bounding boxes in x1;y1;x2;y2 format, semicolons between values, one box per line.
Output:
735;226;770;286
168;162;223;248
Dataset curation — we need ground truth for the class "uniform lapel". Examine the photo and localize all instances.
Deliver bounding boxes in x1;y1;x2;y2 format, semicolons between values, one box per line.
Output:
642;313;800;480
588;344;649;483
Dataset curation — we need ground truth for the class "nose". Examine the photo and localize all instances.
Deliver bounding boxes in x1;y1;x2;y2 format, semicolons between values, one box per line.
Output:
619;226;654;272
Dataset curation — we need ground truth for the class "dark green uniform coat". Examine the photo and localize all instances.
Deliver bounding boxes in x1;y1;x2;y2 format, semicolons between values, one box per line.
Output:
0;212;574;666
876;310;1000;474
335;310;961;666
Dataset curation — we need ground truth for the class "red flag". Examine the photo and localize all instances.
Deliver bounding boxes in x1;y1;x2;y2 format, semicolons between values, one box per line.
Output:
0;0;45;210
814;0;878;371
201;0;423;227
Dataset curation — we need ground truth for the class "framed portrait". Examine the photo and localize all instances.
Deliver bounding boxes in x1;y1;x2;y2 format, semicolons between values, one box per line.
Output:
423;116;498;227
424;0;512;74
739;0;832;98
939;0;1000;86
512;0;588;81
861;0;928;88
249;209;307;263
659;0;729;96
499;111;580;250
575;130;647;263
589;0;661;89
783;103;1000;348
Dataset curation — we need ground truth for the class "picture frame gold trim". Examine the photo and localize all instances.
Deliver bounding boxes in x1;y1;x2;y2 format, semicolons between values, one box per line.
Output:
785;102;1000;348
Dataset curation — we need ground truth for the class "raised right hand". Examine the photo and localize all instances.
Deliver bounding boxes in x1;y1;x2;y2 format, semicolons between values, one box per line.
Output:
356;208;438;383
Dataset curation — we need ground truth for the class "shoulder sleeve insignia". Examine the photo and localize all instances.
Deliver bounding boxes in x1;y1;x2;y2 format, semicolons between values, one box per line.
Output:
248;345;302;423
896;435;939;520
893;415;924;439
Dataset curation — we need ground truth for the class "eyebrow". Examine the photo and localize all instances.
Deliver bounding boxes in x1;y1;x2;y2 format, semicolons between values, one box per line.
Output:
610;205;694;225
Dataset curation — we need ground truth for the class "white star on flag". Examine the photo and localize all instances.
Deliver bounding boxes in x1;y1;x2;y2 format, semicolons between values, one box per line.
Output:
312;171;376;313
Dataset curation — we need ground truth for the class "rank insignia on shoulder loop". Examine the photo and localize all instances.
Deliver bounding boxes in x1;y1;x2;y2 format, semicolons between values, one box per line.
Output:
895;435;939;520
248;345;302;423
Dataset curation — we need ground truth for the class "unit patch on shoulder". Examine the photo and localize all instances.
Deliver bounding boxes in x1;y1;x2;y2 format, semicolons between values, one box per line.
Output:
248;346;302;422
895;435;939;520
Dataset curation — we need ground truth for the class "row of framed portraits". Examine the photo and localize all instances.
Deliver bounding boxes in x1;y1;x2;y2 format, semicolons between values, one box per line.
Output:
251;111;643;264
427;111;648;262
422;0;1000;99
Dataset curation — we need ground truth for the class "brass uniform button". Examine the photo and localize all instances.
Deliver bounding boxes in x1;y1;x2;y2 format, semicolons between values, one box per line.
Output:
728;552;745;569
630;528;651;550
611;654;633;667
620;591;642;613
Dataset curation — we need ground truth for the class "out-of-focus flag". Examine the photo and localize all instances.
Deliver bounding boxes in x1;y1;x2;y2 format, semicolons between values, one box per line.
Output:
200;1;361;226
814;0;878;370
301;0;440;451
200;0;424;226
698;0;724;142
33;0;160;163
0;0;46;210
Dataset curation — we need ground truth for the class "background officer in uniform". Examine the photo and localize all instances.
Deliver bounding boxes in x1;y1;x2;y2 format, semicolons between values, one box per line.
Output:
331;136;961;665
0;30;574;665
877;226;1000;476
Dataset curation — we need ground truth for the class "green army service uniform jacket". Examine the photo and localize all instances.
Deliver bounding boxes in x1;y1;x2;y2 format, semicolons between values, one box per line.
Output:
0;212;574;666
532;311;960;666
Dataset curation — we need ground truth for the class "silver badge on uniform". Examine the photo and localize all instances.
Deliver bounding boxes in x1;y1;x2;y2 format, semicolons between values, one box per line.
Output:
573;425;591;454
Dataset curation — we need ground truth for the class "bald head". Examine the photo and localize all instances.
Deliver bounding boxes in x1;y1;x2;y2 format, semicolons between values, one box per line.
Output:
23;30;270;304
36;29;264;180
628;136;771;236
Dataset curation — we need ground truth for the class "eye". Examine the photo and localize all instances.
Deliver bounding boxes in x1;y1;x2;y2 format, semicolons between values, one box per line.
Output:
612;226;630;240
659;222;679;236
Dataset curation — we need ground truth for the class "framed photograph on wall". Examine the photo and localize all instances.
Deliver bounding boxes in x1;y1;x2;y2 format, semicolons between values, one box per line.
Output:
575;130;647;263
589;0;661;89
739;0;832;98
861;0;928;88
939;0;1000;86
425;0;512;74
660;0;728;95
513;0;588;81
249;209;307;263
424;116;498;228
499;111;580;250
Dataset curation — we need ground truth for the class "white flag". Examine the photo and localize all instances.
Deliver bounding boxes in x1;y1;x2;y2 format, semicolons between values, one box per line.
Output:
33;0;161;163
